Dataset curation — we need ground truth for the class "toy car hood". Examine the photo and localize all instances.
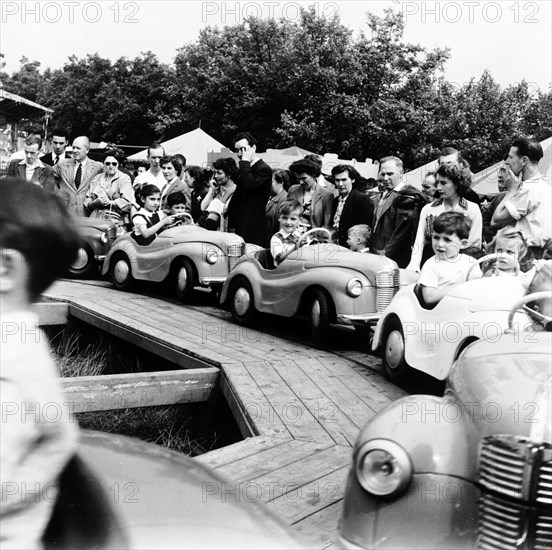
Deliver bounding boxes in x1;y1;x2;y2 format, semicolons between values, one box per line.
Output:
79;431;306;549
287;245;398;281
448;331;552;442
446;275;527;312
159;226;245;247
75;216;117;233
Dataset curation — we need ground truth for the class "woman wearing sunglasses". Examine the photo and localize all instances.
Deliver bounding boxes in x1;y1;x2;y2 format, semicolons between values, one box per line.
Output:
84;150;134;231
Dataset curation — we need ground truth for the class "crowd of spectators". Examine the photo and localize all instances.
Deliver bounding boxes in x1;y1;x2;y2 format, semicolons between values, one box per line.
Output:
4;128;551;269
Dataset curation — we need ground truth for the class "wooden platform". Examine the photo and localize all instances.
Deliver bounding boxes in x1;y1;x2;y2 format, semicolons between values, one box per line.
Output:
43;280;406;547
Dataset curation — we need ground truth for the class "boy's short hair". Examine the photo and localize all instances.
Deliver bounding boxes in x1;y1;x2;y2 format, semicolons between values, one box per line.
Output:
278;200;302;217
0;178;80;300
347;224;372;244
166;191;187;208
433;212;471;240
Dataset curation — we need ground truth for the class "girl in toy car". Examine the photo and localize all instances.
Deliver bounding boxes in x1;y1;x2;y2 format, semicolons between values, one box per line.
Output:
131;184;183;246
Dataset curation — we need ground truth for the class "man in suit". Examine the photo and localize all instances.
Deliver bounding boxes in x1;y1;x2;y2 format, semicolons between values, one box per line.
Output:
288;159;334;230
227;132;272;246
371;156;426;268
331;164;374;247
6;136;55;190
53;136;103;217
41;128;71;166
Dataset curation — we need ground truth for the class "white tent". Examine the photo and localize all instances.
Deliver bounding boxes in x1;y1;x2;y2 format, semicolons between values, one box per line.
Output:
127;128;225;166
472;136;552;196
404;159;439;190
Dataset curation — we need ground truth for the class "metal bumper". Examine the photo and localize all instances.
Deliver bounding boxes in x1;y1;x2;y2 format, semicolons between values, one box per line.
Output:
337;313;381;326
199;277;227;286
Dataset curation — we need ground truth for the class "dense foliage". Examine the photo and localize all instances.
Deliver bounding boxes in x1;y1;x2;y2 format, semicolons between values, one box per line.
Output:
1;7;550;171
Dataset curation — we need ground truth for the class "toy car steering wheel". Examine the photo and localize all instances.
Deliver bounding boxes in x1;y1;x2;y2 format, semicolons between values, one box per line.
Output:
466;253;520;280
179;213;195;225
507;291;551;331
279;228;332;263
298;227;332;246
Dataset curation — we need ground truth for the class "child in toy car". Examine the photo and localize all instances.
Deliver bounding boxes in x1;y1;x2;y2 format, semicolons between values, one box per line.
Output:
132;184;182;246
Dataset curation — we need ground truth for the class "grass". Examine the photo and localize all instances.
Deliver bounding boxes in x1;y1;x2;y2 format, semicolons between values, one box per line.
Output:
50;328;218;456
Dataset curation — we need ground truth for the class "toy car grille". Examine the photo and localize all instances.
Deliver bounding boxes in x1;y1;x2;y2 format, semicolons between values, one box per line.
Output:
227;242;245;271
375;268;400;312
477;435;552;549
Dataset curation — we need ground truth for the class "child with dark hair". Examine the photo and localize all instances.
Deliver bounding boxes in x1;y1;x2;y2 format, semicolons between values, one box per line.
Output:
132;184;181;245
1;178;80;547
164;191;191;229
418;212;482;306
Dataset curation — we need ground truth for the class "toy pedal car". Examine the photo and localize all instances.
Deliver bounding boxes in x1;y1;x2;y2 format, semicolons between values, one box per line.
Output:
44;430;306;549
220;229;418;343
102;224;249;302
372;255;532;383
339;292;552;549
69;217;119;279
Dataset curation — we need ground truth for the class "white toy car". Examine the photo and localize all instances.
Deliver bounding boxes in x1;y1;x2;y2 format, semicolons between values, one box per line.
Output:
372;255;531;383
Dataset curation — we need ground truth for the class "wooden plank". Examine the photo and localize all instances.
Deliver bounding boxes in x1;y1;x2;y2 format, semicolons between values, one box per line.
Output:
216;439;333;483
35;302;68;326
297;359;385;436
245;444;352;505
109;293;309;364
267;463;349;523
242;361;334;445
83;296;257;365
61;368;218;413
67;301;229;369
273;360;358;446
292;499;344;548
195;436;289;469
220;363;293;440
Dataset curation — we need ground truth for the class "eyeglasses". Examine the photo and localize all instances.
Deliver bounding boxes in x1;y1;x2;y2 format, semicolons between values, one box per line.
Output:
104;162;118;166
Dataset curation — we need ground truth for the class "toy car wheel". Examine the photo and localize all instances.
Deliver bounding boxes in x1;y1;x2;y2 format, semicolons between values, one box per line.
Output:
68;244;96;279
174;259;196;302
381;317;412;383
110;252;134;291
230;278;256;325
310;289;333;343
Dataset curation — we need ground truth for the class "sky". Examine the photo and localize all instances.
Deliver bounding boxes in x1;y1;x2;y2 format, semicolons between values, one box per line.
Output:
1;0;551;93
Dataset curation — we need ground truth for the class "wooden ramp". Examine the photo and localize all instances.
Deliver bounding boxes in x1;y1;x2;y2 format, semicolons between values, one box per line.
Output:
43;280;405;548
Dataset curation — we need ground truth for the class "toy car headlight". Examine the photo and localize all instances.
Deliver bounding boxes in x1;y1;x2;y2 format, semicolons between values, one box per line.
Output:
355;440;412;497
100;231;109;244
206;248;218;264
347;278;363;297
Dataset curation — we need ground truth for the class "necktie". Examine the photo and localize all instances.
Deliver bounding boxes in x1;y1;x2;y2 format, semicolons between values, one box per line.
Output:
75;164;82;189
54;155;59;165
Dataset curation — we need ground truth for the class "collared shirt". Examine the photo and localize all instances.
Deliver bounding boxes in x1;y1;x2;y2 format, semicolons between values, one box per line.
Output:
503;173;551;247
134;168;166;192
18;158;45;183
